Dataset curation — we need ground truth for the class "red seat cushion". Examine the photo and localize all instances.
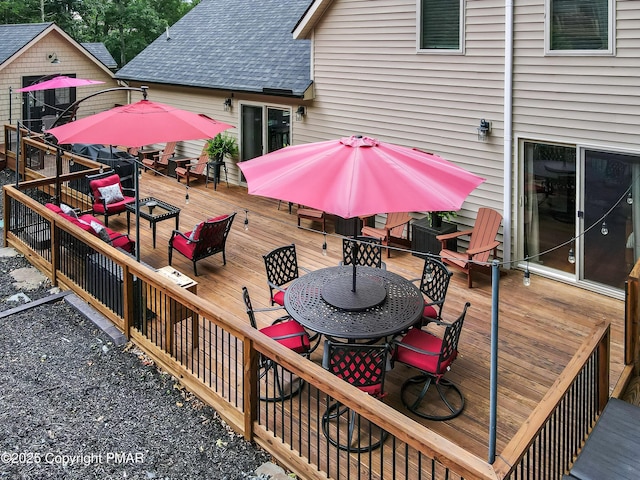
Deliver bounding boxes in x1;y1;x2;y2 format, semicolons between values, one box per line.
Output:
45;203;63;214
91;196;135;215
259;320;310;354
172;232;196;259
273;289;286;306
395;328;455;375
423;304;438;319
89;174;133;214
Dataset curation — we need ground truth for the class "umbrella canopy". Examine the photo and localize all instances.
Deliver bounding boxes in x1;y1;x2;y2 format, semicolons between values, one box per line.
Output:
16;75;105;92
46;99;233;146
239;135;485;219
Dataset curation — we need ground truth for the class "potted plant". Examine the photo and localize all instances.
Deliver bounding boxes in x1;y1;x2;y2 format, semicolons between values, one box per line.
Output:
429;211;457;228
205;133;238;162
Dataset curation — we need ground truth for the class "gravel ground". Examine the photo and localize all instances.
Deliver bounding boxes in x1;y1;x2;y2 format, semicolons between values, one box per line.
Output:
0;170;278;480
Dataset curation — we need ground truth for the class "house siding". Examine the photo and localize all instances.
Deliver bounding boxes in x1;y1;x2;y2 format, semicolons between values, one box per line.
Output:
1;28;122;144
296;0;507;235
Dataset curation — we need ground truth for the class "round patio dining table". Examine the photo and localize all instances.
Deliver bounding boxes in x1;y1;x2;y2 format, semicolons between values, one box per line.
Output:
284;265;423;341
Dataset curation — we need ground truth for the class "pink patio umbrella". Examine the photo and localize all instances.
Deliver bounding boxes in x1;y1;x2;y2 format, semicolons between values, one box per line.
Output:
46;99;233;146
45;97;234;261
16;75;105;92
239;135;485;293
239;135;485;219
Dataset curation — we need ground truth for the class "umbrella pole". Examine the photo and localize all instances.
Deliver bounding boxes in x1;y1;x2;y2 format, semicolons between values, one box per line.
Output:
134;160;141;262
352;238;357;292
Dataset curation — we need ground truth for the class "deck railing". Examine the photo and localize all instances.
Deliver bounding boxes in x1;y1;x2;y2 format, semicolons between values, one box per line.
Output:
1;139;624;480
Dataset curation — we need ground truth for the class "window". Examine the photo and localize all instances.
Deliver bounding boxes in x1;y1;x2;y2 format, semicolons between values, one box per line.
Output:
419;0;463;52
548;0;612;53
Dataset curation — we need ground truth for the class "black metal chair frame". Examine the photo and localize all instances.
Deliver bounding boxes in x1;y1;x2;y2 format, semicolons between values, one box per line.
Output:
413;256;452;328
86;169;136;227
393;302;470;421
242;286;310;402
340;236;386;269
321;340;391;452
263;244;309;306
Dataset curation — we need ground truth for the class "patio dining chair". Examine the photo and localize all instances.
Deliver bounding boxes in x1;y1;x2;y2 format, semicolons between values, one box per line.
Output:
242;286;310;402
321;340;391;452
393;302;470;420
411;256;452;328
263;244;309;306
340;236;386;269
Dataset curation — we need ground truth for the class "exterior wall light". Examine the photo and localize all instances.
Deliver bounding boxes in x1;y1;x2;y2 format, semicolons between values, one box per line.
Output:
48;53;60;64
296;106;306;121
477;119;491;141
223;98;232;112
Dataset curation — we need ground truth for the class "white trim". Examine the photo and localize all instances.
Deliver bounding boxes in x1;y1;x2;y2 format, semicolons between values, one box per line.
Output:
544;0;615;56
416;0;465;54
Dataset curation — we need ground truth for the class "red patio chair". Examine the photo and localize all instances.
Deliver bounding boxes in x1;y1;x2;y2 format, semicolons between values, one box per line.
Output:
87;170;135;227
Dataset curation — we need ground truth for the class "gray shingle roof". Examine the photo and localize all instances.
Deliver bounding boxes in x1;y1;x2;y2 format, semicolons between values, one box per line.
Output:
0;23;51;65
82;42;118;70
116;0;312;97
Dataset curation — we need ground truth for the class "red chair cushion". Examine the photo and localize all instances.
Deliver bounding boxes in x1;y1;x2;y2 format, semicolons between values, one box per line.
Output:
395;328;454;374
273;289;286;306
423;304;438;319
259;320;310;354
45;203;63;214
172;232;196;259
91;196;134;215
89;174;120;199
89;174;133;214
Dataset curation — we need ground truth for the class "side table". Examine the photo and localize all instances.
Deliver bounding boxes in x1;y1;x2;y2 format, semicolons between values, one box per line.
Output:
412;218;457;258
148;266;199;353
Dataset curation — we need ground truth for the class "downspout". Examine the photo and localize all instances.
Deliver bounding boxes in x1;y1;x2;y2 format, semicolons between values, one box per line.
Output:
503;0;514;265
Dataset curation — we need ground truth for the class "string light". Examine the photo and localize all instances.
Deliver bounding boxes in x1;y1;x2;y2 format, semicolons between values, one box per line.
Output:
568;246;575;264
99;165;104;173
601;221;608;236
627;192;634;205
424;262;434;282
523;261;531;287
244;209;249;231
322;232;327;256
185;186;189;205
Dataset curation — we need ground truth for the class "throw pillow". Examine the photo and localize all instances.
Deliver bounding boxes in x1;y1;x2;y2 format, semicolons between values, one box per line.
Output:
59;203;78;219
188;223;203;243
97;184;125;204
97;228;113;245
90;221;105;235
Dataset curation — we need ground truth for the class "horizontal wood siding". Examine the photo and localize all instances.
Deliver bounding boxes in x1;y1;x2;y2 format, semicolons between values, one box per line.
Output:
512;1;640;149
298;0;507;237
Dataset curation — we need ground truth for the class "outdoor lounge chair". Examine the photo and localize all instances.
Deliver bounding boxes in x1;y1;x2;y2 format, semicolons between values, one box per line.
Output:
175;152;208;187
436;207;502;288
87;170;136;228
297;207;325;232
142;141;176;174
360;211;412;258
168;212;236;276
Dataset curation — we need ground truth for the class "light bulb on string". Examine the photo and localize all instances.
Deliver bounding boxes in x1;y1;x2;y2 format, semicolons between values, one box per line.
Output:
425;262;434;282
185;186;189;205
244;210;249;231
601;221;608;236
523;259;531;286
322;232;327;256
568;246;575;264
627;192;634;205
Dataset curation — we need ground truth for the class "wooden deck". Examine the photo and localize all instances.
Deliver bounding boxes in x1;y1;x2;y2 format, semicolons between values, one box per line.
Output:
88;169;625;461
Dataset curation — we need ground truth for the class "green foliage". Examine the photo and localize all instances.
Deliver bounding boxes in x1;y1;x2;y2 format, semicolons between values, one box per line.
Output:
206;134;238;161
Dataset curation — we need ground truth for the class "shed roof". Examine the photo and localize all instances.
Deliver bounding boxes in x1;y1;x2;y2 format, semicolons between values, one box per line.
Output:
82;42;118;70
0;23;51;65
116;0;312;98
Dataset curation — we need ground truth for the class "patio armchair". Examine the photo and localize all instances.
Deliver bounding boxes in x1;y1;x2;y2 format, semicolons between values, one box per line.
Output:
168;212;236;276
297;207;325;232
361;211;412;258
262;243;310;306
411;256;452;328
87;170;136;227
142;141;176;174
436;207;502;288
241;286;310;402
175;152;208;187
340;236;386;269
392;302;470;420
321;340;391;452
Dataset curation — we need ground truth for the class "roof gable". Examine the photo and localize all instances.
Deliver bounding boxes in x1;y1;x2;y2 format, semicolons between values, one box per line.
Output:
0;23;52;65
116;0;312;97
82;42;118;70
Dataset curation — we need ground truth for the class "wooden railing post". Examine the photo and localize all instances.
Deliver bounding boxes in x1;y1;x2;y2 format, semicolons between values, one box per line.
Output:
2;186;8;247
122;264;133;339
598;325;611;412
243;337;258;441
